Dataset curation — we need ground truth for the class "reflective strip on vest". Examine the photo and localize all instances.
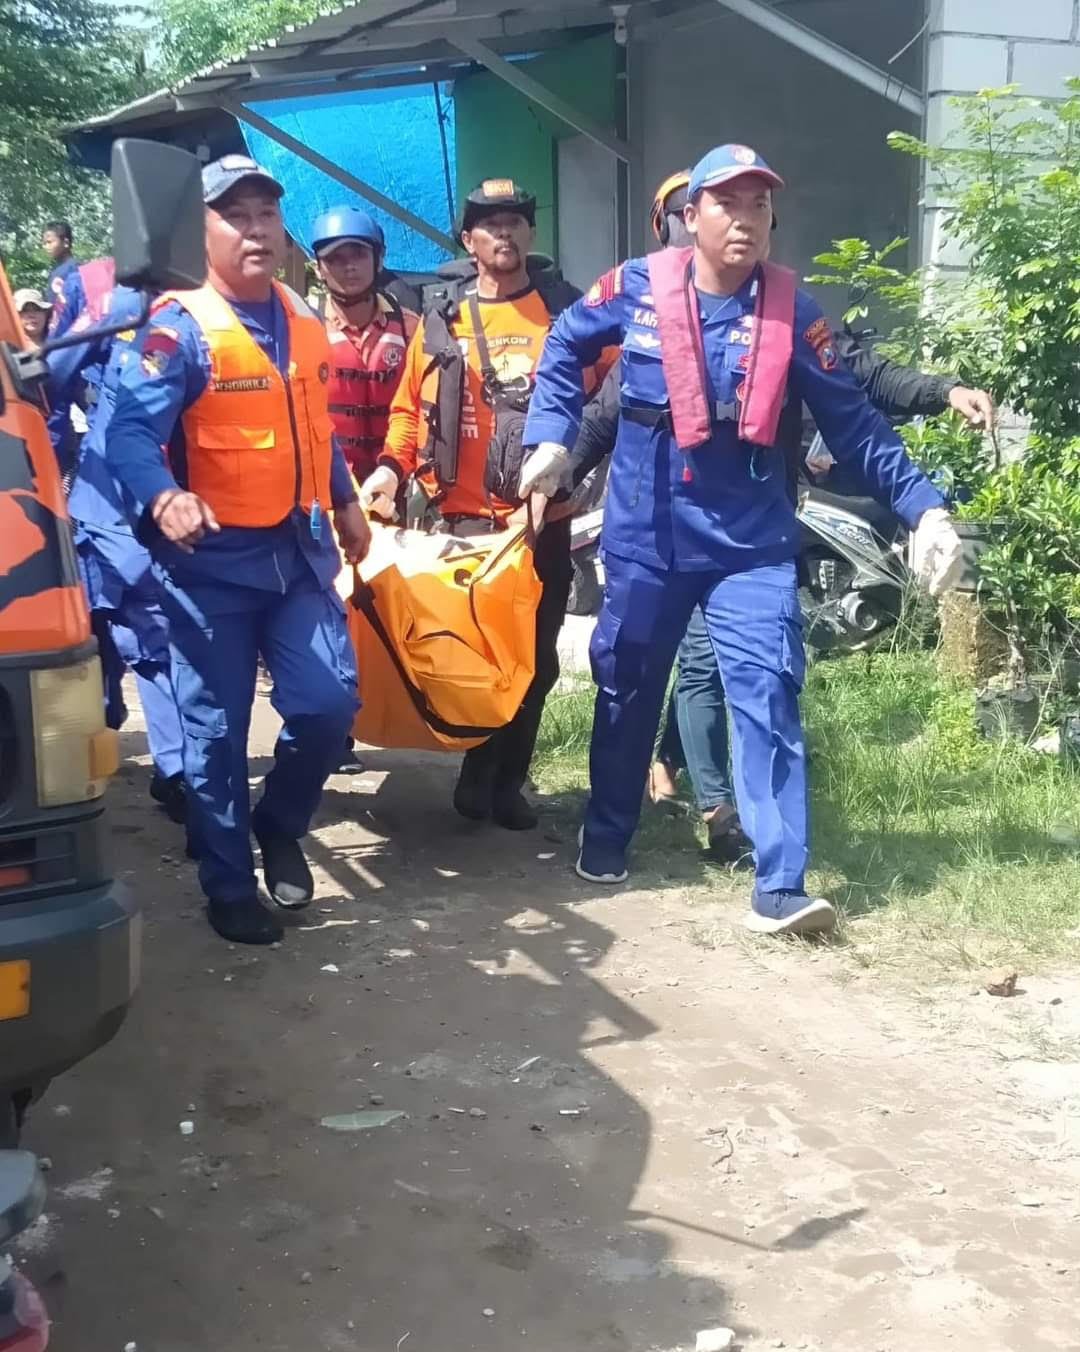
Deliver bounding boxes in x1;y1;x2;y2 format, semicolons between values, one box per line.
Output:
159;282;334;528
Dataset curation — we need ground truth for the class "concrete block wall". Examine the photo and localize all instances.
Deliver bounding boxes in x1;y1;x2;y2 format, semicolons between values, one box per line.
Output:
632;0;923;317
925;0;1080;264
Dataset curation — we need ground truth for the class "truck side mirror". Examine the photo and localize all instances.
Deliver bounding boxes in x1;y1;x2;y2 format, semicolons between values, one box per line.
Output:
111;138;206;293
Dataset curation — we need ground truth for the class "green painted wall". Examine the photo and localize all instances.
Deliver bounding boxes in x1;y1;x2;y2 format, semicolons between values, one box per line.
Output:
453;35;618;259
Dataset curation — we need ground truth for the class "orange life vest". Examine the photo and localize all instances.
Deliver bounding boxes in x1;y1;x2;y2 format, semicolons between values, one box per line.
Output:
326;294;410;481
159;281;335;528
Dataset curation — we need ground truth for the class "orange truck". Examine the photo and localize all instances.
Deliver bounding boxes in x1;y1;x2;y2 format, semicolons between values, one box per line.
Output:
0;139;204;1145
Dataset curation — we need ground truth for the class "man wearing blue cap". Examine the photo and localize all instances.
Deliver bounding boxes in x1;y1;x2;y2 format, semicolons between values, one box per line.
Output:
106;154;371;945
523;143;964;935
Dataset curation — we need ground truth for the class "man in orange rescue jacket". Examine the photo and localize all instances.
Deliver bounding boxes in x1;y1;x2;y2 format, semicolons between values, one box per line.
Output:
106;155;371;946
358;179;596;832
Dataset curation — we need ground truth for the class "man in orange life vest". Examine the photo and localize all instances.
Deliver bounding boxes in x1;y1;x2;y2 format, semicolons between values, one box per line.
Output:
106;155;371;946
312;206;418;483
523;144;966;936
359;179;591;831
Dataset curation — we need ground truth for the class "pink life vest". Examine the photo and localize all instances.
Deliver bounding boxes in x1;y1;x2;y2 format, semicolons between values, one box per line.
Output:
646;246;796;451
78;258;116;324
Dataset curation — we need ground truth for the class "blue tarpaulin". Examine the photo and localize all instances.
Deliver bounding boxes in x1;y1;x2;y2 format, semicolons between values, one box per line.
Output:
239;84;456;271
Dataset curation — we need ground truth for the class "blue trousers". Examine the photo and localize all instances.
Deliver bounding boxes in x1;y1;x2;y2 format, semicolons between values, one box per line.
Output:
78;529;184;780
161;571;359;904
587;555;807;892
656;605;734;812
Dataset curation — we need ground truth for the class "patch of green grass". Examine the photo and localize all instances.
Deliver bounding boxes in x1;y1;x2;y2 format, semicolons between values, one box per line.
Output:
534;651;1080;971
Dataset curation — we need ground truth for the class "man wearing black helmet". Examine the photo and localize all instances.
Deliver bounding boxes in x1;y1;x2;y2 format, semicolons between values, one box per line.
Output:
360;179;607;831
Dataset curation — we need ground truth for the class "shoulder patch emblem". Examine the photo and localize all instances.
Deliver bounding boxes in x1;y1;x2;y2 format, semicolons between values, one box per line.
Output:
140;325;180;378
585;264;625;308
803;317;830;346
804;316;838;369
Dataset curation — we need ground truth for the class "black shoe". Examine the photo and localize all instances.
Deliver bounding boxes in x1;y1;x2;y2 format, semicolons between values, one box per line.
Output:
491;788;538;831
338;738;366;775
253;820;314;909
206;896;284;945
453;760;494;821
150;771;187;825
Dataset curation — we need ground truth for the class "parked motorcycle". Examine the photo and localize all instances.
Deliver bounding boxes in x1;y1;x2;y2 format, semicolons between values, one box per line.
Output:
566;460;608;617
0;1152;49;1349
797;434;910;653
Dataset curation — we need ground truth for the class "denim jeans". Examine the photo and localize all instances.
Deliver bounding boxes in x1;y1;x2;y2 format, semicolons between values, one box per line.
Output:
656;604;735;813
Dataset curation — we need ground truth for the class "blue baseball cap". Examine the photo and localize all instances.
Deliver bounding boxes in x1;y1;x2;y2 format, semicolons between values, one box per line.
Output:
202;154;284;206
688;144;784;200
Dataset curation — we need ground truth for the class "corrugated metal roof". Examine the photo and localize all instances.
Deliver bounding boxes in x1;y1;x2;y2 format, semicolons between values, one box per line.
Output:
74;0;654;135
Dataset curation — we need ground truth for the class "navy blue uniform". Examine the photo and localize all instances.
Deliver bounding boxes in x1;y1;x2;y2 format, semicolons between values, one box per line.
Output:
525;259;943;890
47;288;184;784
106;290;360;904
45;258;87;470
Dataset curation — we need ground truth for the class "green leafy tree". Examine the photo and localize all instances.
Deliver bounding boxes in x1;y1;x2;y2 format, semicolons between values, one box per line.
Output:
0;1;149;285
154;0;333;83
811;84;1080;677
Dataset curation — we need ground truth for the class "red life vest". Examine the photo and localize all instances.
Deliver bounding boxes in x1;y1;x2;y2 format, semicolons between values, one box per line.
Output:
646;247;796;450
325;295;411;480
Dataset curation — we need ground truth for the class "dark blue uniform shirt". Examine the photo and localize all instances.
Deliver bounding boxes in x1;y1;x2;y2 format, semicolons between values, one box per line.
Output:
525;258;944;572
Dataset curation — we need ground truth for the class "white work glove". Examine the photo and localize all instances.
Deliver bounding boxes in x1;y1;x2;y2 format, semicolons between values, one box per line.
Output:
518;442;571;499
911;507;964;597
358;465;399;520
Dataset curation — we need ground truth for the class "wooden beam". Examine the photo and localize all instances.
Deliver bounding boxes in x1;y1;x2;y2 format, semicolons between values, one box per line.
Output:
223;100;457;253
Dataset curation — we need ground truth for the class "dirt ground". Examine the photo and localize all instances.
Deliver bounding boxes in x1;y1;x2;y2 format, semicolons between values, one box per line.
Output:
14;683;1080;1352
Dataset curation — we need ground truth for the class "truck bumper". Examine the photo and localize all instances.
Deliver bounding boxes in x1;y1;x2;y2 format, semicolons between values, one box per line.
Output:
0;882;139;1094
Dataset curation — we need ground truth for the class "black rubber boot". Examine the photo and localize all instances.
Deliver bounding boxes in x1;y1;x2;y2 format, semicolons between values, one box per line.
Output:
206;896;284;945
453;758;495;821
491;787;538;831
149;771;187;825
253;819;314;910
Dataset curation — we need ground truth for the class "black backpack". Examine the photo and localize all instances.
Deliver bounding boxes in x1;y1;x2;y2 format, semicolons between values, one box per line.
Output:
418;257;581;503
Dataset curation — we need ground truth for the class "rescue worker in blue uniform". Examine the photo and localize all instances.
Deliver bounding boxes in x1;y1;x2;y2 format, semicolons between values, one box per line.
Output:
552;170;995;865
47;286;187;826
43;220;81;338
522;145;964;936
106;155;371;946
41;221;87;474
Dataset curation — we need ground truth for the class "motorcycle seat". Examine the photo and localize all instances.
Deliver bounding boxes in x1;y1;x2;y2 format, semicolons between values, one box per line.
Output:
805;487;903;540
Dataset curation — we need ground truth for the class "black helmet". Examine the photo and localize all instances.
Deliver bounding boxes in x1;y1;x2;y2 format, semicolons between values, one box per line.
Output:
458;179;537;238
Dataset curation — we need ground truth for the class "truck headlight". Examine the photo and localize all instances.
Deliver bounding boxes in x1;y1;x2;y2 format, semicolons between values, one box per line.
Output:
30;658;118;808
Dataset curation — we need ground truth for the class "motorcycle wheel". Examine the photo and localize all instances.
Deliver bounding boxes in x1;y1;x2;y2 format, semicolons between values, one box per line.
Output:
567;557;602;617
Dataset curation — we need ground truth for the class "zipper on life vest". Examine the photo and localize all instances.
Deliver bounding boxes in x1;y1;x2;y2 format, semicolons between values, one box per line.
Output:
299;377;324;539
284;373;320;538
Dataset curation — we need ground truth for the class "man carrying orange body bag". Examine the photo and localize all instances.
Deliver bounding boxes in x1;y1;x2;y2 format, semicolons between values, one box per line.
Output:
358;179;592;831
